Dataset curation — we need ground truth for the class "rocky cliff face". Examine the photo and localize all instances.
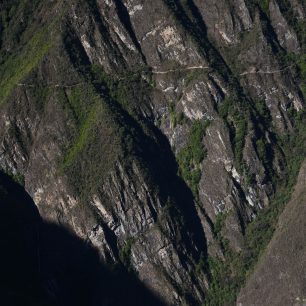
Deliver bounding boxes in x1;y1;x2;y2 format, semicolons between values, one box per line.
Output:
0;0;305;305
0;171;166;306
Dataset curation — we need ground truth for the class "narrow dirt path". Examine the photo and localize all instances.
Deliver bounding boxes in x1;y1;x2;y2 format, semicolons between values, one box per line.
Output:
240;65;293;76
152;65;209;74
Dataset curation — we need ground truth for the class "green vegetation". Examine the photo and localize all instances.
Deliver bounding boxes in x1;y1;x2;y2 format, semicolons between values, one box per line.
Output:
195;253;208;275
177;120;209;198
204;255;241;306
0;0;59;104
204;27;306;300
299;55;306;98
185;68;208;87
91;64;152;118
58;83;122;202
63;101;101;169
0;2;304;304
218;96;249;172
232;114;248;171
203;212;242;306
202;126;303;305
255;138;267;162
287;53;306;99
169;103;188;128
28;82;51;111
203;10;306;299
0;27;52;103
65;87;91;125
0;0;43;46
213;212;228;237
253;99;271;124
258;0;270;15
60;33;159;205
5;171;25;186
202;109;306;305
189;7;306;300
119;237;135;271
219;95;274;180
277;0;306;50
251;99;274;178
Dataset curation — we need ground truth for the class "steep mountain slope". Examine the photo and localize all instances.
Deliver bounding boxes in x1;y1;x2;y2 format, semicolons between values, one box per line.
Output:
0;171;165;306
0;0;305;305
238;159;306;306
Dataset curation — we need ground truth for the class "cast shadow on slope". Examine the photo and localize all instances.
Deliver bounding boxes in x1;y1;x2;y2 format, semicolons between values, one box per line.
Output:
0;171;165;306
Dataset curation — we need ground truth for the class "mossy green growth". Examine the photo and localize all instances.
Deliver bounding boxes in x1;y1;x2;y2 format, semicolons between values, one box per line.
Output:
218;96;249;172
59;82;122;202
213;212;228;237
0;23;53;104
177;120;209;198
119;237;135;271
65;85;100;126
258;0;270;15
255;138;270;167
63;102;101;169
169;103;188;128
296;53;306;98
185;68;207;87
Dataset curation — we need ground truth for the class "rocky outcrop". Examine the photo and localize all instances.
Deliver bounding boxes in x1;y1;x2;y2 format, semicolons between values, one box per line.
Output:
0;0;305;305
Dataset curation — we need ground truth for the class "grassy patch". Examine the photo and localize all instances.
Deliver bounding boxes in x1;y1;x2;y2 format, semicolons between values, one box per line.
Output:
63;101;101;168
57;80;122;203
185;68;207;87
0;23;53;104
0;0;61;104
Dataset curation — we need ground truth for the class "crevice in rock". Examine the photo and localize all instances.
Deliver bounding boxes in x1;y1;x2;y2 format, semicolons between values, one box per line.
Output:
113;0;147;64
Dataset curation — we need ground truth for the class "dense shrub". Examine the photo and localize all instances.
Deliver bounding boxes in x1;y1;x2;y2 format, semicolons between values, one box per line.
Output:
177;120;209;198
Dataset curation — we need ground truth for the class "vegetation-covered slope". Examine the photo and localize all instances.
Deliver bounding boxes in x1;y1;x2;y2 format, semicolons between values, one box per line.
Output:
238;159;306;305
